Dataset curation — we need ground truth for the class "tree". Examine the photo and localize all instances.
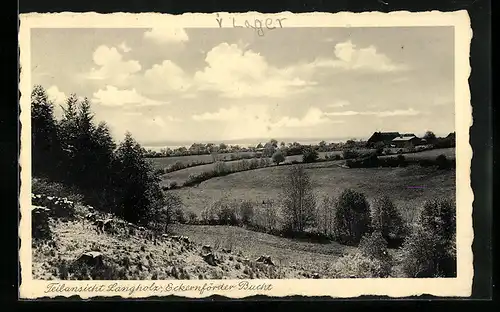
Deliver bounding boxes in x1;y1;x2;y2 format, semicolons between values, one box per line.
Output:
272;150;286;165
371;196;408;247
281;165;316;233
302;147;319;163
333;189;371;245
401;198;456;277
239;201;254;225
423;131;437;142
318;140;327;151
280;141;286;148
219;143;227;151
31;85;63;179
154;192;182;233
270;139;278;148
114;132;165;224
263;142;276;157
315;195;336;236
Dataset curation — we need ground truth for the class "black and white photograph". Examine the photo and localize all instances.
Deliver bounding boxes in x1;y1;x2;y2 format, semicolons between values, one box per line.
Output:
19;11;473;298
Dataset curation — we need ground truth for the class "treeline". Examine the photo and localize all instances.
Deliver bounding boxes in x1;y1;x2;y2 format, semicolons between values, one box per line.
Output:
31;85;165;225
179;165;456;278
144;139;368;158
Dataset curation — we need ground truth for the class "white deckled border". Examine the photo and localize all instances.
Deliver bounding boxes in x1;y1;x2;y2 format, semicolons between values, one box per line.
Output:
18;10;473;299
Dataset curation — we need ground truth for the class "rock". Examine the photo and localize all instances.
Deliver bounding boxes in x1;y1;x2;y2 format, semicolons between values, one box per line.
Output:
77;251;103;266
103;219;114;233
256;255;274;265
201;245;212;253
202;253;218;266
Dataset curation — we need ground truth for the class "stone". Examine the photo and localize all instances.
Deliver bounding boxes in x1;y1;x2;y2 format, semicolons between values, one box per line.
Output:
77;251;103;266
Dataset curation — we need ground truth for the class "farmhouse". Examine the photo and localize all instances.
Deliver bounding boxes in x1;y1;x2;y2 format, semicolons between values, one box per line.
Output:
366;132;401;146
391;135;423;148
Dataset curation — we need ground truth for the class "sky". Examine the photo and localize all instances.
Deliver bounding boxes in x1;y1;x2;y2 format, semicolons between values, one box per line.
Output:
31;27;455;147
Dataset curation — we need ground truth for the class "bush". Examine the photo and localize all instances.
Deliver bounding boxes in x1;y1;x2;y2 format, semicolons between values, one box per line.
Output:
174;208;186;224
358;232;392;276
187;211;198;224
396;154;407;167
342;149;360;160
331;251;391;278
371;196;408;247
333;189;371;245
436;154;452;170
302;147;319;163
239;201;254;225
401;198;456;277
272;150;286;165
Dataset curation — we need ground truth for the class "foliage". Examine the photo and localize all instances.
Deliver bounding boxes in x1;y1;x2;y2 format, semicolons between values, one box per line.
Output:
332;189;371;245
302;147;319;163
272;150;286;165
371;196;408;247
281;165;316;233
30;85;165;227
401;198;456;277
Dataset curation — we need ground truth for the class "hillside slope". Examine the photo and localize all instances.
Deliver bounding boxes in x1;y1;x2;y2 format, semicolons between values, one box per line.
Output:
32;203;327;280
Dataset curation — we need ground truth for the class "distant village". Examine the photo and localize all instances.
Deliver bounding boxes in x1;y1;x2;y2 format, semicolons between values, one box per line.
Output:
144;131;456;158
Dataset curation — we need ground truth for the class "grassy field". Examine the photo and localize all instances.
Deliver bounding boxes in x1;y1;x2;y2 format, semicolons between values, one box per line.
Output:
170;224;354;273
148;151;344;171
157;152;335;187
169;159;455;223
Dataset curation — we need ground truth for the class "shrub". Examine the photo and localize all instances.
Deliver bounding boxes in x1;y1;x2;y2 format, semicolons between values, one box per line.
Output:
342;149;359;160
168;181;178;189
187;211;198;224
333;189;371;245
371;196;408;247
272;150;286;165
302;147;319;163
401;198;456;277
436;154;450;170
358;232;392;277
32;208;52;241
174;208;186;224
397;154;407;167
331;251;391;278
239;201;254;225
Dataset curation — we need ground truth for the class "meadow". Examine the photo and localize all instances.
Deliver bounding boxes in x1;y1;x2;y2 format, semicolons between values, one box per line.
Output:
169;159;455;223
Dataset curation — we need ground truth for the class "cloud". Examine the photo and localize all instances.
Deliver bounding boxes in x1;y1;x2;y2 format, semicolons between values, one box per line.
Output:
92;85;168;107
194;43;316;98
148;116;182;128
311;40;408;72
86;45;141;86
274;107;343;128
118;42;131;53
46;85;67;119
141;60;192;95
192;106;240;121
327;100;351;108
143;28;189;44
325;108;420;117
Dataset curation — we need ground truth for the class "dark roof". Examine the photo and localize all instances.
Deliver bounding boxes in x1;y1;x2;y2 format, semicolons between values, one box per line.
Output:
401;133;416;137
367;132;401;142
